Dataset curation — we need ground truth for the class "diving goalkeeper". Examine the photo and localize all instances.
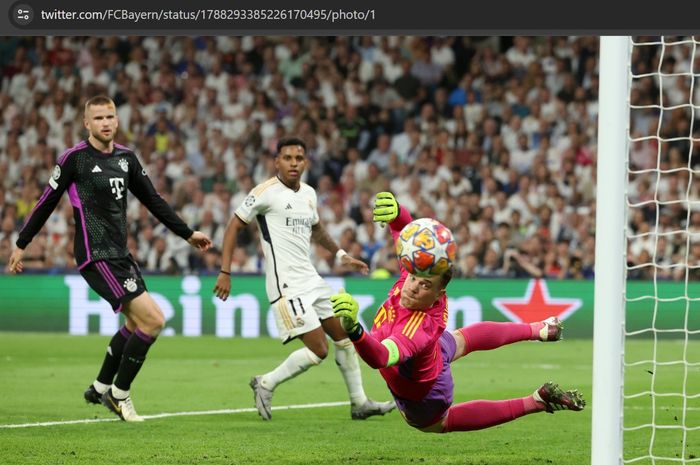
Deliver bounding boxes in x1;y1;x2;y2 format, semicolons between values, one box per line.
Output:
331;192;585;432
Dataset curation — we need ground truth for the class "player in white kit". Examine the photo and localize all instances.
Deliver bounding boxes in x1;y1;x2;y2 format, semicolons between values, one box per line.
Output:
214;137;395;420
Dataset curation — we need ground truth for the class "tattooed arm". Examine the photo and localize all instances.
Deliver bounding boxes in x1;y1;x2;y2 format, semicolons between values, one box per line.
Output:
311;222;368;275
311;222;340;255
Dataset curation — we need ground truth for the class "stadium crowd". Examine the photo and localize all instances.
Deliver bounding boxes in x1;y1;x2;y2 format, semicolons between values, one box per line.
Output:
0;36;698;280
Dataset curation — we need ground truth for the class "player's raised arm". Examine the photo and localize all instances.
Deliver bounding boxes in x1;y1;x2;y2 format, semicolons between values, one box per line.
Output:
372;191;414;242
213;214;248;301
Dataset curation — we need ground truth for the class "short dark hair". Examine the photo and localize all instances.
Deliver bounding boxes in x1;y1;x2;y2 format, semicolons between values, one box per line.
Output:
276;137;306;154
84;95;115;114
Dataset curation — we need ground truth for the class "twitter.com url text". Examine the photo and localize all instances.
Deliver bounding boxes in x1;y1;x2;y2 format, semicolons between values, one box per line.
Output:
39;8;377;23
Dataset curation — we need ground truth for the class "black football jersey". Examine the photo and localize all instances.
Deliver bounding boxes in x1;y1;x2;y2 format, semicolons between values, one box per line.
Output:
17;140;193;267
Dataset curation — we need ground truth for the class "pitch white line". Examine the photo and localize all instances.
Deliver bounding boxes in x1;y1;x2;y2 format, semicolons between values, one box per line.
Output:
0;401;350;429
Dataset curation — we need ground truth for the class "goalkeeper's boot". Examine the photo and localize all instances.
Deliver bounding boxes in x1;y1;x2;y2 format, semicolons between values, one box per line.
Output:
538;317;563;342
351;398;396;420
101;388;144;422
84;384;102;405
250;376;273;421
533;381;585;413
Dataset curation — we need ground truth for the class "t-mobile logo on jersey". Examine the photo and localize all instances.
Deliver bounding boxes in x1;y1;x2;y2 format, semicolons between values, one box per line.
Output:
109;177;125;200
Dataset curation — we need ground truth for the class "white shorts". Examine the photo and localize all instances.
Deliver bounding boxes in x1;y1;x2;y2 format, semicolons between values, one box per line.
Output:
272;283;333;343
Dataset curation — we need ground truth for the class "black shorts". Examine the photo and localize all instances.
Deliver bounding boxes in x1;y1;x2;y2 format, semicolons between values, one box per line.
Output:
79;256;147;313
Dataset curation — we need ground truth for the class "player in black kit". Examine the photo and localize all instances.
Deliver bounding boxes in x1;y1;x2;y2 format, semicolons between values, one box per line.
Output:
7;95;212;422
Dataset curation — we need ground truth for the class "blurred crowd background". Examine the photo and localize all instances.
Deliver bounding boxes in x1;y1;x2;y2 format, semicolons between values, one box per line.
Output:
0;36;698;280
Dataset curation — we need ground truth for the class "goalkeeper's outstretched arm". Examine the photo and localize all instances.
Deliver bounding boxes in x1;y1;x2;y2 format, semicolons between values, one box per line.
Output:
331;290;400;369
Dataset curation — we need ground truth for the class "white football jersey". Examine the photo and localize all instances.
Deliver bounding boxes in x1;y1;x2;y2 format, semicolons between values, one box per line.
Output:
235;177;328;302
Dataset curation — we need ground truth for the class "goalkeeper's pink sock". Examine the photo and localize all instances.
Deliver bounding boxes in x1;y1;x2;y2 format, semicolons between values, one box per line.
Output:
443;397;542;432
458;322;539;355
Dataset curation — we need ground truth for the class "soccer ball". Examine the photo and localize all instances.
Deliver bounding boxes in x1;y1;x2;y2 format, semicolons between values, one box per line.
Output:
396;218;456;277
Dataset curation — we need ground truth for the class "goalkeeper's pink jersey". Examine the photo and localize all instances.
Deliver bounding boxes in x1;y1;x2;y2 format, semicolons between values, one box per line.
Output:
370;206;448;401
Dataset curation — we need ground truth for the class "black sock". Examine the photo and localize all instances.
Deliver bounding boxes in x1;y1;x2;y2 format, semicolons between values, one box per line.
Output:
96;326;132;386
114;328;156;393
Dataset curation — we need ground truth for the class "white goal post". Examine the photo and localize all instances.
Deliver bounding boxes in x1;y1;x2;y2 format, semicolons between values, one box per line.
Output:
592;35;630;465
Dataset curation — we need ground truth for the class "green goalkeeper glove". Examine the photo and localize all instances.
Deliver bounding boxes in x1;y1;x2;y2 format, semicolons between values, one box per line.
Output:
372;192;399;223
331;290;363;340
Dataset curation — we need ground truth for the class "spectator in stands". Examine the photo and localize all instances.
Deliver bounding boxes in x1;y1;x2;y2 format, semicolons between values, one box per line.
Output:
366;133;393;173
503;238;544;279
1;35;691;282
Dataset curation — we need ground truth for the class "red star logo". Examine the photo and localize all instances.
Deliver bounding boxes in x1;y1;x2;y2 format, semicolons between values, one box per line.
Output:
492;279;582;323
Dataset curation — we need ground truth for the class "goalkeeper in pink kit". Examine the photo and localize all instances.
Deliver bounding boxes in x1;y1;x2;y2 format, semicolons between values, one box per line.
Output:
331;192;585;433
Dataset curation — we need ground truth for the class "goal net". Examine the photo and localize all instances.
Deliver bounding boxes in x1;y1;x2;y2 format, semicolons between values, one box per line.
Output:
595;36;700;465
623;36;700;464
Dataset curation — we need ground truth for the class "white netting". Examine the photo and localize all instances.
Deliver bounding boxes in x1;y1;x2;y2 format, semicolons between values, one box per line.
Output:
624;36;700;464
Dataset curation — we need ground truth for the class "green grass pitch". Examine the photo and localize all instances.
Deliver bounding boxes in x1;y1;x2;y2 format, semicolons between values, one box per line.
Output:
0;333;695;464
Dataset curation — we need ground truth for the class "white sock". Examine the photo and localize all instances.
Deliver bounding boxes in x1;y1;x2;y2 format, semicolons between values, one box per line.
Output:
260;347;322;391
111;386;130;400
333;338;368;406
92;381;110;394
